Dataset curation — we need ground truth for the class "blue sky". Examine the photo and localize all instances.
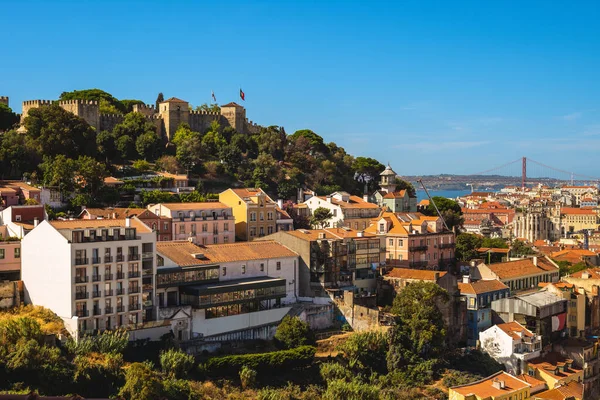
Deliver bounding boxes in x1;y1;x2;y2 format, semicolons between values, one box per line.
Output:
2;1;599;177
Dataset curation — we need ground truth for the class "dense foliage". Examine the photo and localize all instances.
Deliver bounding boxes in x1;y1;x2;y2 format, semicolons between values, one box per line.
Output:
423;196;464;231
455;233;509;262
274;316;315;349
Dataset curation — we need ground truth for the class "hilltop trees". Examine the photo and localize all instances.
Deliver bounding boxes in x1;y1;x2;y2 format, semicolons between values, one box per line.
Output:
0;103;19;132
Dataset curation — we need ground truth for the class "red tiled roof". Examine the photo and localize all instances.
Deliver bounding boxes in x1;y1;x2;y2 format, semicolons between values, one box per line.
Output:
383;190;407;199
385;268;446;281
496;321;534;340
458;279;508;295
561;207;597;215
485;257;558;279
450;371;530;398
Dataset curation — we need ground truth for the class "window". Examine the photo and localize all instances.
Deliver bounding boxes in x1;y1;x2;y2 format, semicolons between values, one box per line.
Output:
399;239;404;246
267;226;273;235
222;267;227;276
213;236;218;244
267;212;273;220
15;215;21;222
224;223;229;232
333;209;337;217
276;262;281;270
259;227;264;236
242;265;246;274
388;239;393;246
380;223;385;232
0;249;4;259
398;254;403;260
223;236;229;243
260;263;264;272
179;224;185;234
260;212;264;221
163;222;168;231
250;227;256;237
191;224;196;234
250;212;256;222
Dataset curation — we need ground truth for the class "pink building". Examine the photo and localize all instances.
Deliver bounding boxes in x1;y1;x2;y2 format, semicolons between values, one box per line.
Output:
149;202;235;245
0;181;41;207
0;226;21;278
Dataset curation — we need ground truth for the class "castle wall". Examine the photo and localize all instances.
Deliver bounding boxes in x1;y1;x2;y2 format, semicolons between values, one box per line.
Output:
0;97;8;107
21;100;53;123
220;106;246;133
132;104;156;117
58;100;100;131
99;114;125;132
188;111;221;133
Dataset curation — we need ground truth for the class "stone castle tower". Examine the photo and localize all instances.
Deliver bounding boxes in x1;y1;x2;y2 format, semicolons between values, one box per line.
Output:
0;96;8;107
159;97;190;140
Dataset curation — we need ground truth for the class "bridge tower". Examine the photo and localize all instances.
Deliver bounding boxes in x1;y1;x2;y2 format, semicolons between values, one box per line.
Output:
522;157;527;191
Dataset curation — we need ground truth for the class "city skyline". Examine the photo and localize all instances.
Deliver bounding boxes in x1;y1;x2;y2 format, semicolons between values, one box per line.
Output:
1;0;599;176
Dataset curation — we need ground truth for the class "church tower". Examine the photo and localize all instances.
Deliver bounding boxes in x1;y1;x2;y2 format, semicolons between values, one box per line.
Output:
379;164;397;193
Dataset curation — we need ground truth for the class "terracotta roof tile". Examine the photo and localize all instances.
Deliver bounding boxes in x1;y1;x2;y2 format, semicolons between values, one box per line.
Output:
385;268;446;281
80;207;138;219
157;240;298;267
527;352;582;381
458;279;508;295
284;228;375;241
49;218;152;233
162;97;187;103
570;267;600;279
561;207;597;215
450;371;530;398
496;321;534;340
484;257;558;279
157;202;231;211
383;190;406;199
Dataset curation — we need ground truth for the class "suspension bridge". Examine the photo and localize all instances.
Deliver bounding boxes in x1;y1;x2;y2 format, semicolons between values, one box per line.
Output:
412;157;600;190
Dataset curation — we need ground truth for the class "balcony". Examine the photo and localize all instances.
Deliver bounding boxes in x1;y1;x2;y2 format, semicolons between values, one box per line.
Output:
105;289;114;296
75;276;88;284
116;305;125;313
92;291;101;298
105;273;113;280
93;307;102;316
142;269;153;276
105;306;113;314
142;252;153;260
128;271;141;278
439;243;455;249
92;274;102;282
75;258;89;266
129;303;141;311
128;287;140;294
409;261;429;268
104;256;113;263
116;272;125;280
116;255;125;262
75;292;89;300
408;245;428;252
75;309;89;317
128;254;140;261
91;257;101;264
116;288;125;295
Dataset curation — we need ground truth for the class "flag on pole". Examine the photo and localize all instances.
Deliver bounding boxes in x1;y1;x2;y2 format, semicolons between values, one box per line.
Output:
211;90;216;102
239;88;245;101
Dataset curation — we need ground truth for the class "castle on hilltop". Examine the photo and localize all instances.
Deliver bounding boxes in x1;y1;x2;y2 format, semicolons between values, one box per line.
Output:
6;96;261;139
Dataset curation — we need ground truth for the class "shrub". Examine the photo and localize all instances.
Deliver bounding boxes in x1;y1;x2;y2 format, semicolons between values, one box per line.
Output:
274;316;314;349
64;328;128;356
199;345;316;378
119;362;163;400
320;362;352;382
442;369;483;388
160;348;195;378
239;365;258;389
336;331;388;374
323;378;379;400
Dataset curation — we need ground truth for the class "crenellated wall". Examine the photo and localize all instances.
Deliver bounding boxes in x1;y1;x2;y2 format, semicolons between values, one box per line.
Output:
132;103;157;117
0;96;8;107
21;100;54;123
99;113;125;132
188;110;222;133
58;100;100;131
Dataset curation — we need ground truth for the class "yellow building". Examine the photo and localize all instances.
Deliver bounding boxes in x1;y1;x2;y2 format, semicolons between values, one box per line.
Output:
526;352;583;390
219;188;277;241
561;207;599;233
449;371;531;400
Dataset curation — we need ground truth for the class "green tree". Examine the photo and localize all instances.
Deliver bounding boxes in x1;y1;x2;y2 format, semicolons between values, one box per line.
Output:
172;123;203;170
511;240;536;257
116;135;134;161
159;348;195;379
323;379;379;400
195;103;221;113
336;331;388;374
257;126;286;161
0;103;19;132
96;130;118;163
120;99;145;113
76;155;108;195
39;155;77;193
310;207;333;229
23;104;97;158
274;316;313;349
455;233;484;261
60;88;126;114
136;130;161;160
155;92;164;111
132;159;152;173
289;129;328;154
0;130;38;178
202;129;227;158
424;196;464;231
394;178;416;197
352;157;385;193
113;112;158;141
119;362;163;400
155;155;181;174
387;281;449;382
239;365;258;389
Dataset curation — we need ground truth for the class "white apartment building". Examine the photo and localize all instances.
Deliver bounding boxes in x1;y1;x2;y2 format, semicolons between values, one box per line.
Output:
479;321;542;375
303;191;381;230
155;240;298;340
21;217;156;338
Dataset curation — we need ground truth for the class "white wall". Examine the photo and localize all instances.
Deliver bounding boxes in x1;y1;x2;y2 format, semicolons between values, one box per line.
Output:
303;197;343;227
191;306;291;337
22;221;72;318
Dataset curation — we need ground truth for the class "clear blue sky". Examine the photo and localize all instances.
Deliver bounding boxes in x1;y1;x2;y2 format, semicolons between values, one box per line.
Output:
2;1;599;177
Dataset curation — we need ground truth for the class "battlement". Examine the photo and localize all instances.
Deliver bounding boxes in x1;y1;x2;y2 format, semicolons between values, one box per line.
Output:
148;114;163;120
99;113;125;132
133;103;156;112
58;99;98;105
22;100;54;106
189;110;221;116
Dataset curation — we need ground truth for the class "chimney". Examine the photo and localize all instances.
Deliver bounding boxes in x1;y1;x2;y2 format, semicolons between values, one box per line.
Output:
125;217;131;228
532;256;538;266
318;232;326;239
357;231;364;238
363;193;369;203
434;272;440;281
462;275;470;284
491;379;502;390
326;196;332;203
33;217;39;227
277;199;283;209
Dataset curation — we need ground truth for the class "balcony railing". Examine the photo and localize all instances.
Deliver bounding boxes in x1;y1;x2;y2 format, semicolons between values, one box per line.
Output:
91;257;101;264
75;292;89;300
105;289;114;296
116;288;125;295
105;307;113;314
128;271;141;278
129;303;141;311
128;254;140;261
92;291;101;298
75;258;89;266
105;273;113;281
116;305;125;313
75;309;89;317
92;274;101;282
116;255;125;262
128;287;140;294
93;307;102;316
116;272;125;279
408;245;428;252
142;252;153;260
75;276;88;284
439;243;455;249
104;256;113;263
